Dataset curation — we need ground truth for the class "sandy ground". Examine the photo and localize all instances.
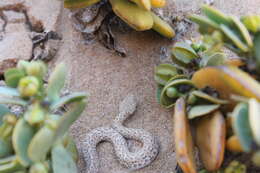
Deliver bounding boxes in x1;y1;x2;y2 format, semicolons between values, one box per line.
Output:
46;0;260;173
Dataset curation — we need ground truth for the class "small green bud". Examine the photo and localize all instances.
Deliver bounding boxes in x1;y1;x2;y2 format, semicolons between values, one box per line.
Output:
199;44;207;52
166;87;178;98
187;94;197;105
29;162;48;173
191;43;201;52
26;61;47;79
18;76;40;98
3;114;17;125
241;15;260;33
25;103;45;125
4;68;26;88
17;60;30;71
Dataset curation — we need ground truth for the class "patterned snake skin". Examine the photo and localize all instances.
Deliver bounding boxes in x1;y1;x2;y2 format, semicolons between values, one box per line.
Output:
83;94;159;173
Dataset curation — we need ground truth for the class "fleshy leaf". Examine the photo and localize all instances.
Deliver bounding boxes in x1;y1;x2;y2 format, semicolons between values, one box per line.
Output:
0;105;10;125
4;68;25;88
46;63;66;103
51;144;77;173
154;64;178;86
12;118;35;166
253;32;260;67
55;100;87;139
188;104;220;119
50;92;87;111
232;103;253;152
220;24;249;52
28;126;55;162
0;87;20;97
0;98;27;106
202;5;233;26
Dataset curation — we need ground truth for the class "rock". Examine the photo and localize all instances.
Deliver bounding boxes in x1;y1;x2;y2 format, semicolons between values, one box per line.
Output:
0;18;4;31
0;0;62;72
0;23;32;61
25;0;62;31
3;10;25;23
0;0;24;9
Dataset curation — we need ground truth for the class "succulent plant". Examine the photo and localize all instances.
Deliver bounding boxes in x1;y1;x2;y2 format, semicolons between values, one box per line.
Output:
0;60;87;173
154;5;260;173
63;0;175;38
189;5;260;73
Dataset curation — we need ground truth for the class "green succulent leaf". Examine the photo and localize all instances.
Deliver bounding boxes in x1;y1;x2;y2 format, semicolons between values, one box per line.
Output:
230;16;253;48
0;138;13;158
172;42;199;64
51;144;77;173
12;118;35;166
4;68;26;88
29;162;49;173
253;32;260;67
249;98;260;146
220;24;249;52
63;135;79;161
0;98;27;107
189;15;219;34
190;90;228;104
28;126;55;162
55;100;87;139
174;42;198;56
0;155;16;165
50;92;87;111
232;103;253;152
188;104;220;119
46;63;66;103
0;87;20;97
154;64;178;86
0;105;10;125
200;52;227;67
202;5;233;26
0;158;24;173
160;79;194;108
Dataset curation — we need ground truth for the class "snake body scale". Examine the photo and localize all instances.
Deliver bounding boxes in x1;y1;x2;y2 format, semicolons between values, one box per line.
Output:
83;94;159;173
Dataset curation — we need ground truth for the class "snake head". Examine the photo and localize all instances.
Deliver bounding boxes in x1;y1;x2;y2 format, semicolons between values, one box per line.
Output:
119;94;137;116
114;94;138;124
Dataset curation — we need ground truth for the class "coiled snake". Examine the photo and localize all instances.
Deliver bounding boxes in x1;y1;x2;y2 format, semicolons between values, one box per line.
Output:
83;94;159;173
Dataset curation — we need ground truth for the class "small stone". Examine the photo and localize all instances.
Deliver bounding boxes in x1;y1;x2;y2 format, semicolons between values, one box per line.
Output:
3;10;25;23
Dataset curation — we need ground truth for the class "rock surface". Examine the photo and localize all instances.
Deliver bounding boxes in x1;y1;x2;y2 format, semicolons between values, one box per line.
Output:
0;0;62;74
